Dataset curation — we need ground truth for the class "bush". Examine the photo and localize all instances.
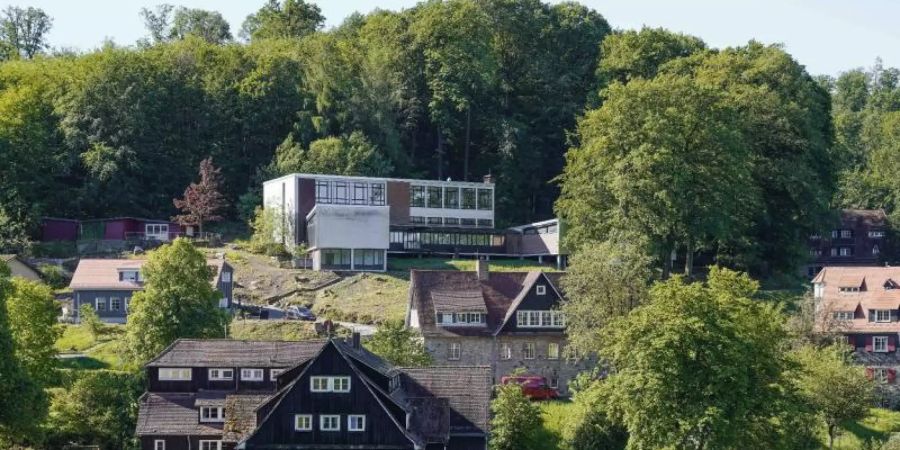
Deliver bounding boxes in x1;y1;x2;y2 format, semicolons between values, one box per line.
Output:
490;380;542;450
248;207;290;257
27;241;77;258
78;304;102;340
38;264;68;289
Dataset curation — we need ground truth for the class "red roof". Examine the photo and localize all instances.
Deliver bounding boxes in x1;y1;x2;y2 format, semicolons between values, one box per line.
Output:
69;258;227;290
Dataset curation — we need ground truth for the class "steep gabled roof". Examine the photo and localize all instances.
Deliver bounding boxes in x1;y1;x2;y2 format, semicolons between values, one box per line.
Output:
815;266;900;333
397;366;492;434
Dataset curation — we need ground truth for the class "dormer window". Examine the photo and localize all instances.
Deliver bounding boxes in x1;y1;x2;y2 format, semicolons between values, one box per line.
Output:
436;312;485;326
875;309;892;323
119;269;142;282
832;311;854;321
839;286;860;293
199;406;224;423
885;280;897;290
536;285;547;296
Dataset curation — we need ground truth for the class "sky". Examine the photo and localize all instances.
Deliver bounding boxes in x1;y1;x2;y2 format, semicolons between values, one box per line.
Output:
19;0;900;76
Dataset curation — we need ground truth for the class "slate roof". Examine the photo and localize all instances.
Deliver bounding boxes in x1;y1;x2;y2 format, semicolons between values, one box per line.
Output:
431;289;487;313
136;393;225;436
397;366;493;434
69;258;228;291
409;269;564;337
146;339;326;368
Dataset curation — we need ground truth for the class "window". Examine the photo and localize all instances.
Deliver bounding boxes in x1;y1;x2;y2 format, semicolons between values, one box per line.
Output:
461;188;476;209
411;186;426;207
146;224;169;238
241;368;264;381
870;231;886;238
110;297;121;311
154;440;165;450
444;217;459;226
875;310;892;323
348;415;366;432
839;286;860;293
840;247;852;256
354;249;384;270
436;312;484;326
875;368;890;383
208;368;233;381
221;271;231;283
428;217;443;225
830;248;838;257
199;407;224;423
874;336;889;352
832;311;854;321
295;414;312;431
427;186;443;208
477;189;492;210
333;181;349;204
841;230;853;238
320;415;341;431
198;441;222;450
548;343;560;360
460;218;476;227
536;285;546;296
831;230;839;238
810;233;821;240
548;377;559;389
874;245;880;256
310;376;351;393
371;183;385;205
158;368;191;381
322;249;352;270
445;188;460;209
410;216;426;225
523;342;535;360
448;342;461;360
516;310;566;328
120;269;141;282
477;219;493;228
352;182;368;205
95;297;107;311
271;368;285;379
500;343;512;360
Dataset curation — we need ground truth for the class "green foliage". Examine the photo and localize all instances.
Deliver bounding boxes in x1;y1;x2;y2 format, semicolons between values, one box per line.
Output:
7;278;60;385
489;381;542;450
140;5;232;44
596;27;705;86
249;206;290;256
79;303;103;341
0;6;52;60
561;240;653;353
598;267;803;449
241;0;324;41
564;382;627;450
272;131;394;177
45;370;142;450
792;344;875;449
364;320;431;367
124;238;227;365
37;263;68;289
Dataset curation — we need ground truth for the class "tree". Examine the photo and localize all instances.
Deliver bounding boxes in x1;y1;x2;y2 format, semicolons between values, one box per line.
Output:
7;278;59;385
792;344;874;450
0;262;45;446
364;320;431;367
557;74;757;278
596;27;705;86
489;380;541;450
241;0;324;41
173;157;228;234
272;132;394;177
140;5;232;44
565;381;628;450
46;370;142;450
124;238;228;365
561;239;653;354
0;6;52;59
598;267;800;449
79;303;103;341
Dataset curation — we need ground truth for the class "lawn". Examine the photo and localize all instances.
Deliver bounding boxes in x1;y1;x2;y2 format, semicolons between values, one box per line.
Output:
535;400;575;450
834;408;900;449
313;272;410;324
230;318;320;341
388;257;560;272
55;324;128;371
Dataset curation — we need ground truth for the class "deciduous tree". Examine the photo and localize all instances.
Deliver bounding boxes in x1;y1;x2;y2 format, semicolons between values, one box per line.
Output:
124;238;227;365
241;0;324;41
173;157;228;234
365;320;431;367
489;380;541;450
0;6;52;59
7;278;59;385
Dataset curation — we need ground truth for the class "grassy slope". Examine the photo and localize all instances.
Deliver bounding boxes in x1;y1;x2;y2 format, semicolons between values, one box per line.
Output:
55;324;128;371
230;318;320;341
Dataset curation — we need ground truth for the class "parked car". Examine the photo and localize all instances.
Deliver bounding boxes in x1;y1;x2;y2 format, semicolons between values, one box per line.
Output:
285;305;316;321
501;375;559;400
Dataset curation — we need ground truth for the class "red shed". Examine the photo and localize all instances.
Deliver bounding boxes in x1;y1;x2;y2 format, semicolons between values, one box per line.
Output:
41;217;80;241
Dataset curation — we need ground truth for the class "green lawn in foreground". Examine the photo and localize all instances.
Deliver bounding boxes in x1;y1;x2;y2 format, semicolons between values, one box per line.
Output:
834;408;900;449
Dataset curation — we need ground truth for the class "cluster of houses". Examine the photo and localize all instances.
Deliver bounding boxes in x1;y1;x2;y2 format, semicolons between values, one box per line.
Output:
6;172;895;449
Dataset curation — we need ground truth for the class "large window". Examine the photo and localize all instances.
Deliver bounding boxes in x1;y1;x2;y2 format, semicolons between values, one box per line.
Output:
477;189;492;210
448;342;461;360
241;369;264;381
461;188;476;209
411;186;426;207
523;342;535;360
370;183;385;205
435;312;485;326
322;249;352;270
445;188;460;209
310;376;351;393
154;440;165;450
320;415;340;431
158;368;191;381
348;415;366;432
517;310;566;328
199;441;222;450
353;249;384;270
316;180;330;203
548;343;560;360
874;336;889;352
199;407;224;423
295;414;312;431
352;182;368;205
875;310;892;323
427;186;443;208
111;297;121;311
315;179;385;206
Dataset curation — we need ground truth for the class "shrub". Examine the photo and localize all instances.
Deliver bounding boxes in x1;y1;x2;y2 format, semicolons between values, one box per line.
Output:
78;304;102;340
38;264;68;289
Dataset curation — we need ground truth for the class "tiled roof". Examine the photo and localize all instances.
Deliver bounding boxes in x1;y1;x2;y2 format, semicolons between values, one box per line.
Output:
398;366;492;433
146;339;326;368
136;393;224;436
409;269;564;337
69;258;228;290
431;290;487;313
841;208;887;227
815;266;900;332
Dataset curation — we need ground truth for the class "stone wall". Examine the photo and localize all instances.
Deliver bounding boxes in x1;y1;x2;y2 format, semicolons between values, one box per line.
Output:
424;334;595;396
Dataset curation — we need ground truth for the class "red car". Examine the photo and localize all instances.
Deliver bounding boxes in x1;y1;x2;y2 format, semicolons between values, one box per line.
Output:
501;375;559;400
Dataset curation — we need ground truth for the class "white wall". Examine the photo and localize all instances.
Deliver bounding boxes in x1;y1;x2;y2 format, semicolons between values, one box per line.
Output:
262;175;298;247
307;204;390;250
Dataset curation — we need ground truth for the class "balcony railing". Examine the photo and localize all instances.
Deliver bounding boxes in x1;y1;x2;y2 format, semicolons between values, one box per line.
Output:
123;231;222;242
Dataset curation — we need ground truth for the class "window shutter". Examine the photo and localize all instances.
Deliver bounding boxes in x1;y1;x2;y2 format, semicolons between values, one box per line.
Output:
870;310;876;322
865;336;874;352
890;369;897;384
846;335;856;348
891;336;898;353
119;271;123;281
866;367;874;380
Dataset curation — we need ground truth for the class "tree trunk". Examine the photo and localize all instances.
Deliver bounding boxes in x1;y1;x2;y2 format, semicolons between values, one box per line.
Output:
684;240;694;279
662;244;673;279
828;424;835;450
436;131;444;180
464;106;471;181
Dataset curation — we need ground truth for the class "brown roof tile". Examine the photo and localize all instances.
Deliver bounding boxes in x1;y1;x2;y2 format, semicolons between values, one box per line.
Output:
399;366;492;433
136;393;224;436
146;339;326;368
69;258;228;290
815;266;900;333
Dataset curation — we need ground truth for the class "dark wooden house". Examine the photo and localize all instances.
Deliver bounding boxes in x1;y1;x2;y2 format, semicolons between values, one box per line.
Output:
806;209;887;278
136;337;491;450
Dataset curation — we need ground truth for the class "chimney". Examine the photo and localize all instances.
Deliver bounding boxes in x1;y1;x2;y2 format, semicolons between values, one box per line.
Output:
351;332;361;350
476;258;489;281
483;174;494;184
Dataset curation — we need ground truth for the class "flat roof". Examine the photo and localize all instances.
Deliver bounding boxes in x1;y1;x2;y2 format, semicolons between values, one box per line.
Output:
263;173;494;189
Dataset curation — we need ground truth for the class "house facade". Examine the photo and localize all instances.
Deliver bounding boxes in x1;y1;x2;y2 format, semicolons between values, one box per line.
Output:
806;209;887;278
813;266;900;407
42;217;183;242
263;173;567;271
406;261;592;395
136;337;491;450
69;258;233;323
